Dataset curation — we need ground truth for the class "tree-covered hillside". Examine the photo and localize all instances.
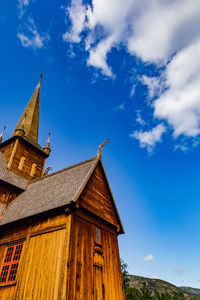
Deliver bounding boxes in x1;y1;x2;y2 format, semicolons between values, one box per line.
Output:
121;261;198;300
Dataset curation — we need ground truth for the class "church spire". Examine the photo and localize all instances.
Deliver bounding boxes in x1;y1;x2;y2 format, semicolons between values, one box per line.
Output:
12;75;43;142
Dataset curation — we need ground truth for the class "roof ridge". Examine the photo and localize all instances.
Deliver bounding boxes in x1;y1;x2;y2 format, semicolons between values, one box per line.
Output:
29;156;98;184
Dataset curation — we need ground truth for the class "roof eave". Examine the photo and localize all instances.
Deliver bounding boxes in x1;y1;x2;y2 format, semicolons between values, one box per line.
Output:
0;136;48;157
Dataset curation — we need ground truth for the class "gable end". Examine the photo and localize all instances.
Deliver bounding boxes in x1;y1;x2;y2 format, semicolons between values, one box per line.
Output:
79;161;124;233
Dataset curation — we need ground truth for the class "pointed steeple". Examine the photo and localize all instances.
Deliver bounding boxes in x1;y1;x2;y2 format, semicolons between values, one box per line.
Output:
12;75;43;142
43;132;51;155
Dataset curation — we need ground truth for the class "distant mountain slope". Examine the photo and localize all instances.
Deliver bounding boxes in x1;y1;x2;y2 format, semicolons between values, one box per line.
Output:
180;287;200;297
128;275;198;299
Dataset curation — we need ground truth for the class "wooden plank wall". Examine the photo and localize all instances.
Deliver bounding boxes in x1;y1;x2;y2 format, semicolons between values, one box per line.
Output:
0;143;14;165
1;139;45;180
0;213;71;300
67;214;93;299
102;227;124;300
10;141;45;180
79;163;119;228
68;211;124;300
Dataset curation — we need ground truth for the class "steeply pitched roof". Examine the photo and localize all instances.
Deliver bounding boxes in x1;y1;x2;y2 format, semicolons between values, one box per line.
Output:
0;156;124;233
0;152;28;190
12;81;40;142
0;157;97;226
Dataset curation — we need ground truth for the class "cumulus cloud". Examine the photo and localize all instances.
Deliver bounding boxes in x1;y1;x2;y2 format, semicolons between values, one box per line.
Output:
64;0;200;151
154;38;200;138
17;18;50;50
63;0;133;76
62;0;86;43
130;124;166;153
142;254;154;262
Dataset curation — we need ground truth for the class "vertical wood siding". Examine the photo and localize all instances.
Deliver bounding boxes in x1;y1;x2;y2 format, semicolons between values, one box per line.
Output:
0;213;71;300
1;139;46;180
68;213;124;300
15;228;65;299
0;143;14;165
10;141;45;180
79;163;119;228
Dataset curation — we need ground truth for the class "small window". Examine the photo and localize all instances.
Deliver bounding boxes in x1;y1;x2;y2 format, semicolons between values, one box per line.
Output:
95;227;101;244
30;163;37;177
0;243;23;284
18;156;26;171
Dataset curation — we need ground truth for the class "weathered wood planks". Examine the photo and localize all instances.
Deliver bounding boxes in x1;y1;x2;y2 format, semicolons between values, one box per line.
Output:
80;162;119;228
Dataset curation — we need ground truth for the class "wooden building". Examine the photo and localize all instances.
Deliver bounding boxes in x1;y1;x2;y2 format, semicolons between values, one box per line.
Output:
0;77;125;300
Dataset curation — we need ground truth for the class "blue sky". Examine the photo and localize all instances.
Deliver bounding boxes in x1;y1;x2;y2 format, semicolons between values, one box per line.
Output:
1;0;200;288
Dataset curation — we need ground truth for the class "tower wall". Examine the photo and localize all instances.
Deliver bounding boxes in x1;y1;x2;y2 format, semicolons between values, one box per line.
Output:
0;138;46;180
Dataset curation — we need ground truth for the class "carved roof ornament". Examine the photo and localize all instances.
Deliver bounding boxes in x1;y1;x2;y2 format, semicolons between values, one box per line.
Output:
97;138;110;158
0;126;6;144
43;166;53;176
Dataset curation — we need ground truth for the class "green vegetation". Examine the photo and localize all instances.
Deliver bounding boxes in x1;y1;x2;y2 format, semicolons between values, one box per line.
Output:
121;260;197;300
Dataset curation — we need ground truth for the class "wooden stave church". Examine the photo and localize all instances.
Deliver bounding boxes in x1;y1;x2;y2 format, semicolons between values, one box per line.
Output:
0;77;125;300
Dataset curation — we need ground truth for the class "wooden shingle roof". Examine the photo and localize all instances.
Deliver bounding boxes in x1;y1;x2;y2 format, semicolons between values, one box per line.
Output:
0;157;97;226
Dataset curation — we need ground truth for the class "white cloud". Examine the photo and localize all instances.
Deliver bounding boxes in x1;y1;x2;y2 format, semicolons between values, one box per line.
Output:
130;124;166;152
127;1;200;65
154;38;200;138
142;254;154;262
62;0;86;43
174;145;188;152
114;103;125;111
17;18;50;50
136;111;146;126
140;75;163;100
87;35;115;77
64;0;200;72
63;0;133;76
64;0;200;150
18;0;31;18
130;84;136;98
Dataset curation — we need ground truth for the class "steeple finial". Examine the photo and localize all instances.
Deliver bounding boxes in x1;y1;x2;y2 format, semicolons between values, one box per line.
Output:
43;132;51;156
12;79;41;142
0;126;6;144
97;138;110;158
39;72;44;85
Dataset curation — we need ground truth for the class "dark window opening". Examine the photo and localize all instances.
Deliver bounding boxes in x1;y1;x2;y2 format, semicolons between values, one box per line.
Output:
95;227;101;243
